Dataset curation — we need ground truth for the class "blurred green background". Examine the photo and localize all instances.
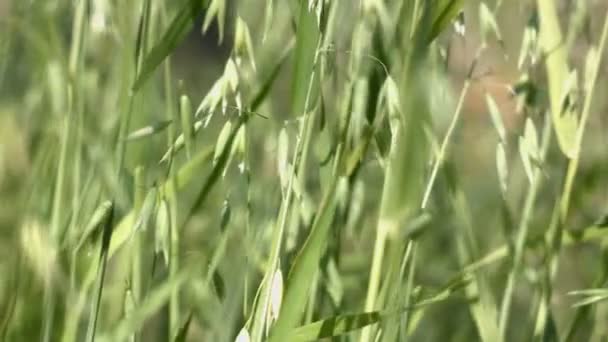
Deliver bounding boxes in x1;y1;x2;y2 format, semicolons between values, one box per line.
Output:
1;0;608;341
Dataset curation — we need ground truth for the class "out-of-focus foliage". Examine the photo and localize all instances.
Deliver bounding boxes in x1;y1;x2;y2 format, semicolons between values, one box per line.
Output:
1;0;608;341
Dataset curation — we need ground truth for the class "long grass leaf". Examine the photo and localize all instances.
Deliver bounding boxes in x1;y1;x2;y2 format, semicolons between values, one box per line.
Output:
427;0;467;43
536;0;578;157
268;177;338;341
132;0;207;91
85;201;115;342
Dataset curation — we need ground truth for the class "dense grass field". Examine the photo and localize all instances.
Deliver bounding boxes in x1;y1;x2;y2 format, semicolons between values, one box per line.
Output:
1;0;608;341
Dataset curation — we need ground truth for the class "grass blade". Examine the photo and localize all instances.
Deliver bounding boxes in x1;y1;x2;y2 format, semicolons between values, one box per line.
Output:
132;0;207;91
173;312;193;342
85;201;115;342
427;0;466;43
268;176;339;341
536;0;578;158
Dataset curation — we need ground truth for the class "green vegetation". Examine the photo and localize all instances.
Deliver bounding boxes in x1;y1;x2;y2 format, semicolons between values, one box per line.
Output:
1;0;608;341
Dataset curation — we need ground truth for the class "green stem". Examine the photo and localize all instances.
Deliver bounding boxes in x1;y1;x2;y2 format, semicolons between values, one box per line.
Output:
498;116;552;341
157;1;180;336
43;0;89;340
421;79;470;209
250;32;323;342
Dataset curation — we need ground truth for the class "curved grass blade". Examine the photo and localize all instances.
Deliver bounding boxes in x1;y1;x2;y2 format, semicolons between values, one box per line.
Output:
173;312;193;342
427;0;467;43
290;1;320;118
254;3;321;339
250;40;294;111
290;276;471;342
268;177;338;341
536;0;578;158
132;0;207;91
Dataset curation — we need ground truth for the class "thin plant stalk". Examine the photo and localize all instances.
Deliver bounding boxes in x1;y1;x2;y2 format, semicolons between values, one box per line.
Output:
85;203;115;342
43;0;89;340
162;28;181;341
250;40;321;342
420;78;470;209
498;116;553;341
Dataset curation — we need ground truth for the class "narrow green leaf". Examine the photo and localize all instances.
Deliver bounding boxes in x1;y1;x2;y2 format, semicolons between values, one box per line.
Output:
86;201;115;342
250;40;294;111
268;176;339;341
132;0;207;91
173;312;193;342
290;0;320;118
133;0;152;69
427;0;467;43
569;289;608;296
571;293;608;308
537;0;578;157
